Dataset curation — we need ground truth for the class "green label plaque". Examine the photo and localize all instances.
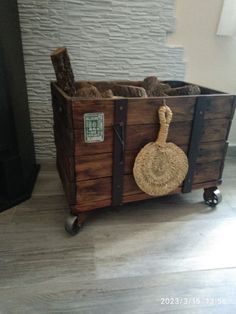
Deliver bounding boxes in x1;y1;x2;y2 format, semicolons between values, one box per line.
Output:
84;113;104;143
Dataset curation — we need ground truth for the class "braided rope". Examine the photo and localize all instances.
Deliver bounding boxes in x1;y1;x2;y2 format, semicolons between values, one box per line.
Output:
156;102;173;146
133;100;189;196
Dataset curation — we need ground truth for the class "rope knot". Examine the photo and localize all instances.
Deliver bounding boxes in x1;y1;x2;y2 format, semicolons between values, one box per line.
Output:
156;100;173;146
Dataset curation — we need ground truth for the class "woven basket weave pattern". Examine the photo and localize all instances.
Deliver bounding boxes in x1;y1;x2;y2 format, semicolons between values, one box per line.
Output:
133;104;189;196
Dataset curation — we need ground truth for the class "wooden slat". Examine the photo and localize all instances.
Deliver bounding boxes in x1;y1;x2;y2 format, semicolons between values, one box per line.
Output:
225;96;236;140
74;118;230;157
201;118;230;142
197;141;226;163
125;121;191;151
75;178;222;211
204;95;234;119
76;153;113;181
120;180;222;205
73;97;193;128
76;160;222;209
127;97;196;125
75;127;113;156
125;142;225;178
56;152;76;205
51;82;73;129
72;99;114;128
54;123;74;156
193;160;222;184
77;177;112;204
52;82;76;205
75;141;226;181
74;199;111;213
72;95;234;128
56;148;75;182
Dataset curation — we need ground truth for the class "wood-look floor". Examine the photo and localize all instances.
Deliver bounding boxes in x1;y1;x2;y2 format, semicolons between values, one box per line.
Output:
0;156;236;313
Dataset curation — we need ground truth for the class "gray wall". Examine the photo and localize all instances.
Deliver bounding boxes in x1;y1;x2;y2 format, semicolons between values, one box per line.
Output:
18;0;185;159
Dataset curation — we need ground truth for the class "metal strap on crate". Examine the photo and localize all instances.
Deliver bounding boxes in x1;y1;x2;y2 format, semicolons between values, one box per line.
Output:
182;97;208;193
112;99;128;207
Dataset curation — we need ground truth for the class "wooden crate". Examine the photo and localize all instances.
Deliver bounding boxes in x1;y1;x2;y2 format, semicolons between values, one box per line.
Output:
51;80;235;233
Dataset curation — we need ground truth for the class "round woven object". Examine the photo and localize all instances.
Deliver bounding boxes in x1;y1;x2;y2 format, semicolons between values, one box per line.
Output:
133;103;189;196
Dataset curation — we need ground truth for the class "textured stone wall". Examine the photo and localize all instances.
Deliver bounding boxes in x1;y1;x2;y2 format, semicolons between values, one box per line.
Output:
17;0;185;159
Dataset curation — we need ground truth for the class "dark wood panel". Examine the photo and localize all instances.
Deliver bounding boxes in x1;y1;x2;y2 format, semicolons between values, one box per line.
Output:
74;199;111;213
125;121;192;152
76;161;222;208
54;123;74;156
75;142;226;181
57;148;75;182
51;82;73;129
201;119;230;142
77;177;112;204
75;179;222;212
76;153;113;181
197;141;226;163
71;95;233;128
125;143;225;178
122;179;222;205
72;99;114;128
204;95;234;120
193;160;222;184
74;127;113;156
72;97;195;128
123;187;181;204
75;122;191;156
53;84;76;205
57;151;76;205
127;97;196;126
74;118;230;156
123;161;222;197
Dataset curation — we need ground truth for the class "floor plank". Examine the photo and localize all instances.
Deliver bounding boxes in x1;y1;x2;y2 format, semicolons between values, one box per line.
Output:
0;156;236;313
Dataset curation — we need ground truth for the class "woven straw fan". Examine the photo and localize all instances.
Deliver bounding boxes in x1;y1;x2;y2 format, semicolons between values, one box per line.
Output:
133;101;189;196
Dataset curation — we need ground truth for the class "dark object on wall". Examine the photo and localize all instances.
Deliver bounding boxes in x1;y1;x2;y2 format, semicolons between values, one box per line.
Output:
0;0;39;212
51;79;235;235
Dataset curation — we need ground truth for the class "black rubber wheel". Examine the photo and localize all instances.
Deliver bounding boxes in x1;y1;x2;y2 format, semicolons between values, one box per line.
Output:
65;214;82;235
203;188;222;207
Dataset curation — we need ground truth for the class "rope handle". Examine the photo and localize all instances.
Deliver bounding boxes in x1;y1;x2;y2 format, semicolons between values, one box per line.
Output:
156;100;173;146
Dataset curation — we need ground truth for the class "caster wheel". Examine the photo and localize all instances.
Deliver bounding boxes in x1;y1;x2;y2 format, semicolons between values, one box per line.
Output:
65;214;83;235
203;187;222;207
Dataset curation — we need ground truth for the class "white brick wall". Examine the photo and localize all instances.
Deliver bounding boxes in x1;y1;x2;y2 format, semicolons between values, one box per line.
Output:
18;0;185;159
